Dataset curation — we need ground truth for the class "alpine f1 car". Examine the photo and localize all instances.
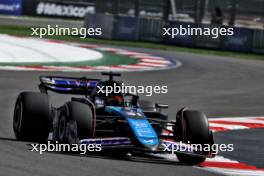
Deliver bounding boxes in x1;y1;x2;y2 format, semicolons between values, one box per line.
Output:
13;72;215;164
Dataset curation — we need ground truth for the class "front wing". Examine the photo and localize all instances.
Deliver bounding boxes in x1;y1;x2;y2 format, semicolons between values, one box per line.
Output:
79;137;214;158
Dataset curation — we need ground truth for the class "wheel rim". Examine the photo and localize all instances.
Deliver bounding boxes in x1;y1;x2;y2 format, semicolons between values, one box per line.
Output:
67;121;78;145
59;115;66;142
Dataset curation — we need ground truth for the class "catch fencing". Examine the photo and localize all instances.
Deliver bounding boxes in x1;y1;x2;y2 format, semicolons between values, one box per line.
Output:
85;14;264;54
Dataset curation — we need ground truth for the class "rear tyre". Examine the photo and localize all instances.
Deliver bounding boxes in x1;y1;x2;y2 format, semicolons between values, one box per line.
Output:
174;109;211;165
57;101;94;144
13;92;51;142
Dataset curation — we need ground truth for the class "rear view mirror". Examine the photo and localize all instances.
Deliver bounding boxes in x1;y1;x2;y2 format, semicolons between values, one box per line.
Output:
155;104;168;109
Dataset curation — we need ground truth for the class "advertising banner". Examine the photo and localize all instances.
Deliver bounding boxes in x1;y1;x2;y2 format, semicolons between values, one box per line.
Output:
0;0;21;15
22;0;95;19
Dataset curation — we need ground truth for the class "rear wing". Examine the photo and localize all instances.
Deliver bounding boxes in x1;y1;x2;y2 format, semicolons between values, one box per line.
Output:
39;76;100;95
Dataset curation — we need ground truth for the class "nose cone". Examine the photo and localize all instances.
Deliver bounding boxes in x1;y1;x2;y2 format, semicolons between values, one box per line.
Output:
137;136;159;150
127;118;159;150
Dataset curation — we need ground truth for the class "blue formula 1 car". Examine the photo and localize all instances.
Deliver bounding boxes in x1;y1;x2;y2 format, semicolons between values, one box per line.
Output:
13;72;215;164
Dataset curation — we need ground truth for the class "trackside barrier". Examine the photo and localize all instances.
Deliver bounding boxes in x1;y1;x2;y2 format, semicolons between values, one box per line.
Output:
253;29;264;54
112;16;139;40
195;24;222;49
138;17;164;42
221;27;254;52
84;13;114;39
84;14;264;54
166;21;198;47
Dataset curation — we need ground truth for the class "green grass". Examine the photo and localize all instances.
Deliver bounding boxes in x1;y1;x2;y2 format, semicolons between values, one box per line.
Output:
0;25;263;61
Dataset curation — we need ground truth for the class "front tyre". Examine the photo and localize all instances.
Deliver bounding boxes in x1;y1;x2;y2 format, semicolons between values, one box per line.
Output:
174;109;213;165
13;92;51;142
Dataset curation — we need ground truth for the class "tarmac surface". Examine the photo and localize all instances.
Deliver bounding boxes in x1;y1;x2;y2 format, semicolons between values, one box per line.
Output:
0;46;264;175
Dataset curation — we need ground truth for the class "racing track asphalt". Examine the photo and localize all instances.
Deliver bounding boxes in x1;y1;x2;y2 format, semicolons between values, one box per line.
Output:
0;47;264;176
